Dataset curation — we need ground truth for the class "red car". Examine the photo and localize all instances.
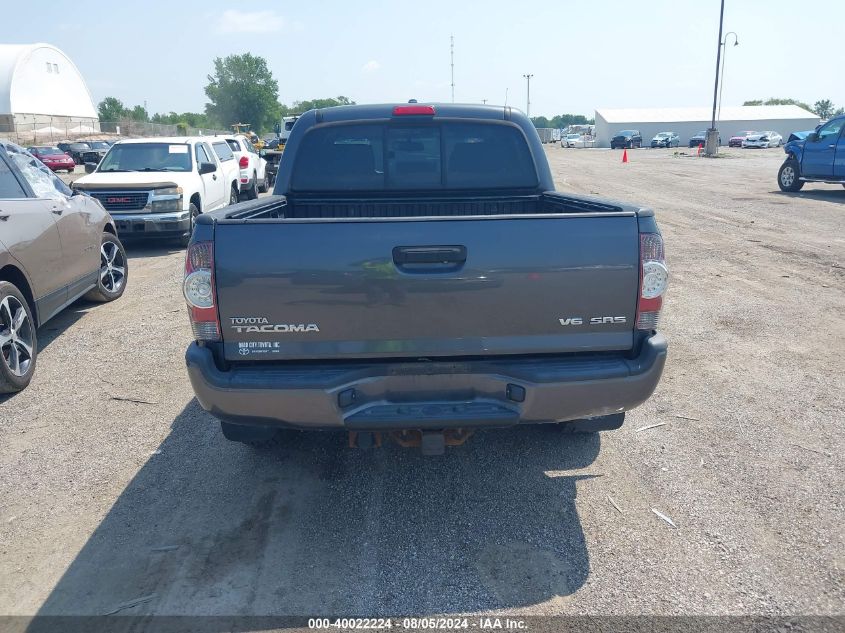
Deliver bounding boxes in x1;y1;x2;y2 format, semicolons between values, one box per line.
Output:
26;146;76;172
728;131;757;148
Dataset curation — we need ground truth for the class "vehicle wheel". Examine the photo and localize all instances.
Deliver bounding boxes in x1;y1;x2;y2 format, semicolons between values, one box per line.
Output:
559;413;625;434
777;159;804;192
84;233;128;302
230;185;239;205
246;174;258;200
0;282;37;393
180;203;200;247
257;171;269;193
220;421;281;448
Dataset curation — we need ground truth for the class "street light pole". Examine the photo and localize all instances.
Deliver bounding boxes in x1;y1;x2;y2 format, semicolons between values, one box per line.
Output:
523;74;533;118
705;0;726;156
717;32;739;124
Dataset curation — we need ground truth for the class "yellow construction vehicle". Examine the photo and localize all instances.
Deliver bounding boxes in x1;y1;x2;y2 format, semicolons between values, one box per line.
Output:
230;123;264;150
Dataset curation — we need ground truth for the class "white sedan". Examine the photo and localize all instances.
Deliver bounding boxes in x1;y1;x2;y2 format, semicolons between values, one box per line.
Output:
742;131;783;148
561;133;585;148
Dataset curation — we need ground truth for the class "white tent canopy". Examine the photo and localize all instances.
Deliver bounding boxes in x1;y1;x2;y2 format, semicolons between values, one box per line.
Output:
0;43;97;119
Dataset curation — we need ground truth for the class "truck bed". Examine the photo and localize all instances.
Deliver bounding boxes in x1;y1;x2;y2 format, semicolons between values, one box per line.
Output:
215;191;629;221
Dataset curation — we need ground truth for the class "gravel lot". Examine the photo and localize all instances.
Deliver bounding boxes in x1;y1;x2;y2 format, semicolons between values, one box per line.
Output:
0;147;842;620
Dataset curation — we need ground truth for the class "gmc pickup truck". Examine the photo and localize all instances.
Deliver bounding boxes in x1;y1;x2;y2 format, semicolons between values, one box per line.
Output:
183;104;669;454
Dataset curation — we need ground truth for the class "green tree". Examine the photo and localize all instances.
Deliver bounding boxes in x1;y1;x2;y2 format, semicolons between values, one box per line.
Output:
834;107;845;116
280;96;356;115
530;116;551;128
97;97;127;121
742;97;813;112
549;113;592;128
813;99;834;119
128;104;149;122
204;53;280;132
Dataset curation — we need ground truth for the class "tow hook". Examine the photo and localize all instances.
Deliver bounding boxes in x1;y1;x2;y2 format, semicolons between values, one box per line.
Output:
390;429;474;455
349;429;474;454
348;431;382;449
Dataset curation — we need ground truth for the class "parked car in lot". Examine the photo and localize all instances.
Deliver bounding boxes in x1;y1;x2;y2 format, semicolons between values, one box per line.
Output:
688;130;720;148
561;133;584;148
208;139;241;202
728;131;757;147
57;141;92;165
26;146;76;172
183;103;669;453
0;141;126;392
81;141;111;164
224;135;269;200
650;132;679;148
71;137;240;246
743;131;783;148
777;115;845;192
610;130;642;149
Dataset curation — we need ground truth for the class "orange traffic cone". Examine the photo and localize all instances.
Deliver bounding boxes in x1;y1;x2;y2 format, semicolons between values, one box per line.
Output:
697;143;703;156
622;149;628;163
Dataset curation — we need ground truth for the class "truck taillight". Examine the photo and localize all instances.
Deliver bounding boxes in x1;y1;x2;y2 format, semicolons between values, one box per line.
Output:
183;241;220;341
238;155;249;169
636;233;668;330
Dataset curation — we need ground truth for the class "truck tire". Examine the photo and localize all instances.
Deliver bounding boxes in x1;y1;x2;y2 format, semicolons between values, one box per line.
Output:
246;174;258;200
257;172;269;193
220;421;281;448
559;413;625;434
0;281;38;393
84;233;128;302
777;159;804;192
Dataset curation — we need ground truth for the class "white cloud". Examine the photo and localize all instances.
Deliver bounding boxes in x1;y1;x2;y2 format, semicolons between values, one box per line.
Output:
361;60;381;73
215;10;285;34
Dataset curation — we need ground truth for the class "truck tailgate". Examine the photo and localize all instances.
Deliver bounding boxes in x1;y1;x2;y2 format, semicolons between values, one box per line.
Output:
214;215;640;361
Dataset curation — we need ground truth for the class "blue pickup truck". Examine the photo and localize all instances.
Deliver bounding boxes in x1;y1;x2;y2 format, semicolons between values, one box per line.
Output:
182;103;669;454
778;115;845;191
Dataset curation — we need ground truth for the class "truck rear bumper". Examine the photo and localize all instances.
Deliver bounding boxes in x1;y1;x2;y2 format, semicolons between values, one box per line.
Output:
185;334;667;431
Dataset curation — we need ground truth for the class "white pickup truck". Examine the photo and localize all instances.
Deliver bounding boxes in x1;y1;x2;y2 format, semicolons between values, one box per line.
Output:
72;137;240;245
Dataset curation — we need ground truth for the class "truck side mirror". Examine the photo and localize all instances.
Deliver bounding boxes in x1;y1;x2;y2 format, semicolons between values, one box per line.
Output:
806;132;819;143
199;161;217;175
84;162;97;174
274;123;281;134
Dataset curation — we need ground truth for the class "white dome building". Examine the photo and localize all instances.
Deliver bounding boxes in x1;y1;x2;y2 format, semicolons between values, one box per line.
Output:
0;43;98;141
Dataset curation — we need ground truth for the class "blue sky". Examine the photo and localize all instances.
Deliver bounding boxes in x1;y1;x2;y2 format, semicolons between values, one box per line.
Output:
11;0;845;117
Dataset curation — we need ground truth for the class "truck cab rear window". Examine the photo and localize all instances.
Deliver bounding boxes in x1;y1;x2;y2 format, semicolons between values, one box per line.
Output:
291;122;537;192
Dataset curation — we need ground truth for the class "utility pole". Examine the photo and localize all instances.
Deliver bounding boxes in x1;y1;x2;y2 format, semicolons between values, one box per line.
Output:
450;35;455;103
482;99;487;104
523;74;533;117
706;0;725;156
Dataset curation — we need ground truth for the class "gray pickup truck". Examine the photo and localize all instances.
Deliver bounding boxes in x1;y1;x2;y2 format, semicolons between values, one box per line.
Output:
183;104;668;454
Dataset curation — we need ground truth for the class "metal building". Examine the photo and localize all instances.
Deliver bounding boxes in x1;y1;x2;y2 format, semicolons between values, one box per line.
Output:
594;105;819;148
0;43;98;141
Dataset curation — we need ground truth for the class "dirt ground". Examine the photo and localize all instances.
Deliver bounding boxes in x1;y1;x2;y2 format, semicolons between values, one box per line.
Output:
0;147;842;621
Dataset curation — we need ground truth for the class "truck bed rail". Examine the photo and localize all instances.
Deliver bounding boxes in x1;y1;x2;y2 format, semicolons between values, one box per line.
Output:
218;192;631;222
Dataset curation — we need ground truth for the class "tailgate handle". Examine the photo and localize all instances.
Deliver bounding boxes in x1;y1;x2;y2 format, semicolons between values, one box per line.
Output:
393;245;467;265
